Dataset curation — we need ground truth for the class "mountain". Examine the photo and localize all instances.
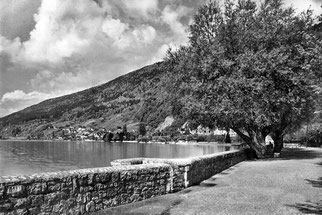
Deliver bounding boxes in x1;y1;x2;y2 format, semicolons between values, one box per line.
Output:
0;62;181;139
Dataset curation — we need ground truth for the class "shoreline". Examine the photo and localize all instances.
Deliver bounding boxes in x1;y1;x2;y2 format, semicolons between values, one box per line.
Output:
0;138;244;147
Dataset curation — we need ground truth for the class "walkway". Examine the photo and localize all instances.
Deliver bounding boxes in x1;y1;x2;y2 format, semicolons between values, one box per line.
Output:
93;147;322;215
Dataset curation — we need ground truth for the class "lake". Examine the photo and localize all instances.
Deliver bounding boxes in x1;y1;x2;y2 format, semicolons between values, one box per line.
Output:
0;140;238;177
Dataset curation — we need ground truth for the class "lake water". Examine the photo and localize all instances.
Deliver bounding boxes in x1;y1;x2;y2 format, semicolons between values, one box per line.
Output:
0;140;238;177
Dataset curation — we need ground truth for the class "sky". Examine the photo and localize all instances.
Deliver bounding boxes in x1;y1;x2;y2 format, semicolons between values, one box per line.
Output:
0;0;322;117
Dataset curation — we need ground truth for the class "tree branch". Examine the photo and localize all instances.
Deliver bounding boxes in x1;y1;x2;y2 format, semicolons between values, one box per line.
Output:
231;126;251;143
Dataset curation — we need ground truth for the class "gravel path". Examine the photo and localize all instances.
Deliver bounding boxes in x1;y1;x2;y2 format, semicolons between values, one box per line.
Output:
93;147;322;215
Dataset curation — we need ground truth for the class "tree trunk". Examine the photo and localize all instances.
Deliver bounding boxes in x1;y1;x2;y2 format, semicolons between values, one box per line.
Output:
250;131;271;158
271;131;284;153
247;140;267;159
224;128;231;143
232;127;271;159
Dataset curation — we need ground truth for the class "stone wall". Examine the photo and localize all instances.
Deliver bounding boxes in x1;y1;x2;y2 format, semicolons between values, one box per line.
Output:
112;150;246;191
0;164;171;215
0;150;245;214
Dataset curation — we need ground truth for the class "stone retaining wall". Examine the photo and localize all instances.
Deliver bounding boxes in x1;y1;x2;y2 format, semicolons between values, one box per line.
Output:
0;150;245;214
112;150;246;191
0;164;172;215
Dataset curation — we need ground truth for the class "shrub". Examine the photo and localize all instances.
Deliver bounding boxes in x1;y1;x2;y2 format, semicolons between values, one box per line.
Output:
196;135;206;142
205;134;225;142
300;129;322;147
137;135;151;143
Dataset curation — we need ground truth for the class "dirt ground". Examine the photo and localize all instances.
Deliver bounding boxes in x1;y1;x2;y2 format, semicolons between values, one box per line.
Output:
92;147;322;215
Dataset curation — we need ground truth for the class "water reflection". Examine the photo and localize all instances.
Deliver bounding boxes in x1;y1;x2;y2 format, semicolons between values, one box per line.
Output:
0;140;238;177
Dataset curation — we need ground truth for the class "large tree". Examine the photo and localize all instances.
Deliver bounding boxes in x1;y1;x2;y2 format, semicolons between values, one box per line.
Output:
167;0;322;158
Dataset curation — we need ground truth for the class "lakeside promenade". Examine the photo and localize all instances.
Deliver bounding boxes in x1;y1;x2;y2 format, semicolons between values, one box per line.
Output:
93;147;322;215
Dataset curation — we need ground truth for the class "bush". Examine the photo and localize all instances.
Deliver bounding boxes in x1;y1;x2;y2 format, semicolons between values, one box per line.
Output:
205;134;225;142
161;126;181;137
196;135;206;142
137;135;151;143
301;129;322;147
151;135;172;143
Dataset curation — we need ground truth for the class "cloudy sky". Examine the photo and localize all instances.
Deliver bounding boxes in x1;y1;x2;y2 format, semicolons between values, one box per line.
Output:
0;0;322;117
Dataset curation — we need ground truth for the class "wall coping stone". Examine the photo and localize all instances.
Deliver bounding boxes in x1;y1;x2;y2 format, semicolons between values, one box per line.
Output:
111;150;241;167
0;163;171;184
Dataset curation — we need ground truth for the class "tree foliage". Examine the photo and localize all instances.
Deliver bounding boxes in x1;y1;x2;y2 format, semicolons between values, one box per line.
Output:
138;122;147;136
167;0;322;157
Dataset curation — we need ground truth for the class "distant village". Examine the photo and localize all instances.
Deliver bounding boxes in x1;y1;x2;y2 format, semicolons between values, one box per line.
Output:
43;125;238;142
43;124;236;143
0;122;238;143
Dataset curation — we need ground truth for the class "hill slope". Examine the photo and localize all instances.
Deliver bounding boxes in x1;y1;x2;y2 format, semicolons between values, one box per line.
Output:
0;62;180;139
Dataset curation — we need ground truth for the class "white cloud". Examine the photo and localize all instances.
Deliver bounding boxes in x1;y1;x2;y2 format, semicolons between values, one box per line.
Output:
146;43;177;65
0;0;41;40
161;5;190;44
0;86;87;117
249;0;322;15
123;0;158;17
0;90;52;116
132;26;156;44
287;0;322;15
0;68;104;117
30;69;97;94
20;0;104;63
1;90;50;102
30;70;54;90
0;35;22;59
102;16;129;41
101;16;156;49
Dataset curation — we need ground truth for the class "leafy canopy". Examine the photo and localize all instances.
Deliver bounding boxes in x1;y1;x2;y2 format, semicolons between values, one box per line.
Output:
166;0;322;149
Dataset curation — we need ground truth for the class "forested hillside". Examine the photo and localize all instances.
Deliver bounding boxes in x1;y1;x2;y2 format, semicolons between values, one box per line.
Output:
0;62;183;139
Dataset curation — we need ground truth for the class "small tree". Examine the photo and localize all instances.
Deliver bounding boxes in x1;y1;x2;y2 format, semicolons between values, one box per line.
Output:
138;122;147;136
224;128;231;143
167;0;321;158
123;124;127;134
122;124;128;140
